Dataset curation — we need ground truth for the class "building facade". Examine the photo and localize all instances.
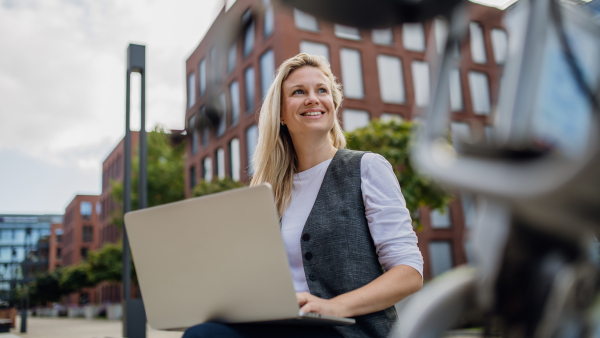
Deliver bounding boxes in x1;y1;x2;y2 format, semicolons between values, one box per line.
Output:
184;0;506;279
0;214;61;305
48;222;63;272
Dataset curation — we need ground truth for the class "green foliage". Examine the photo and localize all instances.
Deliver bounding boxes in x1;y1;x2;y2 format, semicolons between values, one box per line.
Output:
59;264;94;294
110;127;186;228
346;119;453;227
192;178;246;197
87;242;123;284
28;270;65;304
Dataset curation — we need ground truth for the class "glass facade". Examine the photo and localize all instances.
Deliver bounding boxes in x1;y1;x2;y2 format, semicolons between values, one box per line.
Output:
0;215;59;303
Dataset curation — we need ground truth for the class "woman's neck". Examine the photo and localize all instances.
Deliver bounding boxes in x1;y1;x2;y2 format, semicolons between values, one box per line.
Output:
291;132;338;172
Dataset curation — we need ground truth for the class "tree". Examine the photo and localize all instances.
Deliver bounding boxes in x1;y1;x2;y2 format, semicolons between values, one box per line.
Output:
110;127;186;228
59;264;94;294
87;242;123;284
28;270;66;305
192;178;246;197
346;119;453;227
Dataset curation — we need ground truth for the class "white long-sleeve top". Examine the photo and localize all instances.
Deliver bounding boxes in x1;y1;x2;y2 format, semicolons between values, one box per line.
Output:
281;152;424;293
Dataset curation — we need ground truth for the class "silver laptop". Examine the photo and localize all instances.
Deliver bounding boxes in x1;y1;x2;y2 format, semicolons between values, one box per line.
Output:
124;183;355;331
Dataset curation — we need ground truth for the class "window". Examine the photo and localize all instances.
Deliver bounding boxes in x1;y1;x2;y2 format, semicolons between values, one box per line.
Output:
0;230;11;242
227;44;237;74
470;22;487;64
188;72;196;109
189;115;198;154
243;10;255;57
190;166;196;189
216;148;226;179
294;9;319;32
449;68;463;111
80;201;92;220
300;41;330;61
199;59;207;96
430;206;451;229
245;67;255;113
263;0;274;37
246;125;259;175
343;109;370;132
203;157;213;182
83;226;93;243
56;248;62;260
411;61;430;107
450;122;471;151
468;71;491;114
202;125;210;148
434;18;448;53
210;47;222;84
429;241;453;277
217;93;227;137
402;23;425;52
460;193;476;229
230;138;241;181
491;28;508;65
340;48;364;99
260;49;275;99
377;55;405;104
372;28;393;45
96;202;101;215
81;248;89;260
230;81;241;126
380;113;403;122
334;24;360;40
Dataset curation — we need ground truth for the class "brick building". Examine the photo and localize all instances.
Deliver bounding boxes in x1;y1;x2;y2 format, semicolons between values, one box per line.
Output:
62;194;100;304
184;0;506;279
48;222;63;272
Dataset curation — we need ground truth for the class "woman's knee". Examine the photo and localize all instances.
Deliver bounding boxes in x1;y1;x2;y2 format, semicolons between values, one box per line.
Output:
182;322;242;338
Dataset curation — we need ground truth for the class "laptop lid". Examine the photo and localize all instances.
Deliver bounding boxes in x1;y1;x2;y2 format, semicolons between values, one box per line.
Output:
124;184;301;330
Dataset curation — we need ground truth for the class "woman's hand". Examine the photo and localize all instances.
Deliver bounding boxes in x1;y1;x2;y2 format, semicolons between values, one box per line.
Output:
296;292;348;318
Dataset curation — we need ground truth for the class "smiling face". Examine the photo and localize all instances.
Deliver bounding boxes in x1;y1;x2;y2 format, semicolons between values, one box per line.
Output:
280;66;336;139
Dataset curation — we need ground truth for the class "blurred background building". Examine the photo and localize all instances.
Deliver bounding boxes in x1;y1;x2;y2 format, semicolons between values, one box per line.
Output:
184;0;506;279
0;214;61;305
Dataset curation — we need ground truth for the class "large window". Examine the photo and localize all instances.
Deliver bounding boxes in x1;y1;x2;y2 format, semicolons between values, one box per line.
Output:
245;67;255;113
216;148;226;180
434;18;448;53
190;165;196;189
430;206;451;229
334;24;360;40
411;61;430;107
372;28;393;45
230;81;240;126
227;44;237;74
217;93;227;137
246;125;259;175
300;41;330;61
468;71;491;115
491;28;508;65
470;22;487;64
80;201;92;220
83;226;93;243
230;138;241;181
243;10;255;57
188;72;196;109
263;0;274;37
343;109;370;132
402;23;425;52
449;68;463;111
199;59;206;96
340;48;364;99
203;157;213;182
210;47;222;84
429;241;454;277
189;115;198;154
450;122;471;151
377;55;405;104
260;50;275;99
294;9;319;32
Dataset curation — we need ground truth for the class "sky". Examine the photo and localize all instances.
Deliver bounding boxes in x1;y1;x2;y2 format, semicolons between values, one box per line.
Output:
0;0;515;215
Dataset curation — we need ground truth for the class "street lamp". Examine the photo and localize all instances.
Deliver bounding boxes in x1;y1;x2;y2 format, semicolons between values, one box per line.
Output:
123;43;147;338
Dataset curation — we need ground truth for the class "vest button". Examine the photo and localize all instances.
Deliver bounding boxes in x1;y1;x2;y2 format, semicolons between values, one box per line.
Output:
304;252;313;260
302;233;310;241
309;273;317;281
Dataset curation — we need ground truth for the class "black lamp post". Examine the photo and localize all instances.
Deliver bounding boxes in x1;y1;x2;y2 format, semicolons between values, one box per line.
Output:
123;43;148;338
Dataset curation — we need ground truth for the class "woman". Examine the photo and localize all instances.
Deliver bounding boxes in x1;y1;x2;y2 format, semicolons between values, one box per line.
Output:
183;54;423;338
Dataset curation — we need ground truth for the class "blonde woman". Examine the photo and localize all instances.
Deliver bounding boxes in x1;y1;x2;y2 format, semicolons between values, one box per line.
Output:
183;54;423;338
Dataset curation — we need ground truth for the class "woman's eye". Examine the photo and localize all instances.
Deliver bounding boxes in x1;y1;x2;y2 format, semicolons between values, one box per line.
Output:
318;88;328;93
293;89;304;95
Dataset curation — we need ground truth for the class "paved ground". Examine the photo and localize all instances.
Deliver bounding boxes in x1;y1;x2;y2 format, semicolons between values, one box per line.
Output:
5;316;183;338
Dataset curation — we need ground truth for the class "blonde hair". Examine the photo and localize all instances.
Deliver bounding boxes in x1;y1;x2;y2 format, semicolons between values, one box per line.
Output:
250;53;346;218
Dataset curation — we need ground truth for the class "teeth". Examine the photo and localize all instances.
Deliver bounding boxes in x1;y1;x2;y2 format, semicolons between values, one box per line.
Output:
303;112;323;116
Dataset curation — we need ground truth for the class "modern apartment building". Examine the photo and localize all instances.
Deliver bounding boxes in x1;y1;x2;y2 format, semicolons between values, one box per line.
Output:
0;214;61;305
184;0;506;279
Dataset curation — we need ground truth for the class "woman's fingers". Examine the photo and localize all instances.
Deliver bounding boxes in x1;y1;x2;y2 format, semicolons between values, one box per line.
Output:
295;292;312;306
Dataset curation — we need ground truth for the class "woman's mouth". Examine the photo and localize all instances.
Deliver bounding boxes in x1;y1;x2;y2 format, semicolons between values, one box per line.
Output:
301;111;324;116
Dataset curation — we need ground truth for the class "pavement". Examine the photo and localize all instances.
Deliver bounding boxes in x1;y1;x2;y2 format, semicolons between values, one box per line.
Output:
4;316;183;338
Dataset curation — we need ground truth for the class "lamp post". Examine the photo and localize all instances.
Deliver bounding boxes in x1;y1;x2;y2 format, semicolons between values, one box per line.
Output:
123;43;147;338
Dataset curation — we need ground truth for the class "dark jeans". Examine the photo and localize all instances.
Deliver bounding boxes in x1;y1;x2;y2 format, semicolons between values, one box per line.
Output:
182;322;344;338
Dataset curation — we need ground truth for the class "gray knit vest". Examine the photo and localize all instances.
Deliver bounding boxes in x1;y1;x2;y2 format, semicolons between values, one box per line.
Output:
300;149;398;338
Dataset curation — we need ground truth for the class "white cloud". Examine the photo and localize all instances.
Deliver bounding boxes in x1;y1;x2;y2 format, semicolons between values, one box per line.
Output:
0;0;223;212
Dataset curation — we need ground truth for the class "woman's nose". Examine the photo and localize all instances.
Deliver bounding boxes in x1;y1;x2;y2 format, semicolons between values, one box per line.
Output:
305;90;319;105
